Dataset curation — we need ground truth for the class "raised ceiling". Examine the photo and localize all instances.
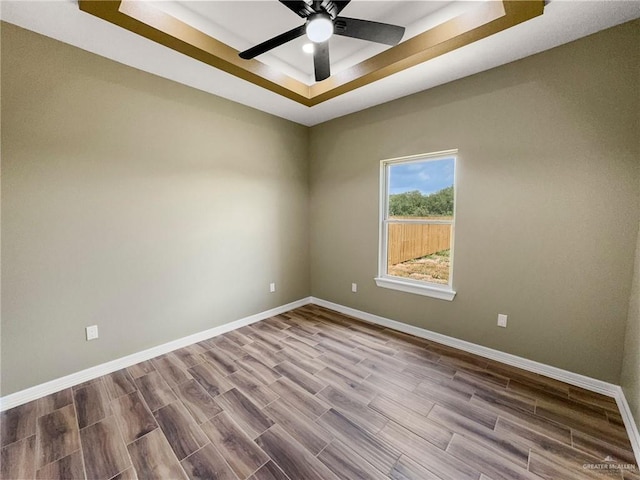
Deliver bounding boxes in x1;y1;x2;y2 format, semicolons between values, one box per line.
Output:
76;0;544;106
1;1;639;126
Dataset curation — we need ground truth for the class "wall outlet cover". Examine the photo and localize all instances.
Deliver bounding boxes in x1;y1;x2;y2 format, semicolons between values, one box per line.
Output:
86;325;99;341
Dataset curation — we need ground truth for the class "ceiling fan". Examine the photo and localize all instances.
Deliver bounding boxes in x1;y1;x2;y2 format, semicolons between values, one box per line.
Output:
239;0;406;82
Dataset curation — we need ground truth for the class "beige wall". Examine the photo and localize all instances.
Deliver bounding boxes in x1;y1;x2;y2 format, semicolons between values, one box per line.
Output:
309;20;640;383
1;24;310;395
621;220;640;429
2;19;639;396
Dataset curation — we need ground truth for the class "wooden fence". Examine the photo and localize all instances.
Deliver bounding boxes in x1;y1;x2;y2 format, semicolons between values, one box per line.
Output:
388;222;451;265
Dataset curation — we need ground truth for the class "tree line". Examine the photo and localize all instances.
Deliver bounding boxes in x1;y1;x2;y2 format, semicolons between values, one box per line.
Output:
389;186;453;217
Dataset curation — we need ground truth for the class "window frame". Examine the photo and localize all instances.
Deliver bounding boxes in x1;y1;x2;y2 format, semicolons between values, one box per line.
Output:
375;150;458;301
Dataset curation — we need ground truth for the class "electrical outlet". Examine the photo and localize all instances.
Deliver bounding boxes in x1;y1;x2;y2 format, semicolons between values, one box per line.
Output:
269;282;276;293
497;314;508;328
86;325;99;341
351;283;358;293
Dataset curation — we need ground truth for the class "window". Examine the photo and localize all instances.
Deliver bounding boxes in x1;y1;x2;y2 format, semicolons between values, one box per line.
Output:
375;150;457;300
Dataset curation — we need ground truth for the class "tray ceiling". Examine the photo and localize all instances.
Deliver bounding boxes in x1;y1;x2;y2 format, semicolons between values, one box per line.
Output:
77;0;544;106
1;1;639;125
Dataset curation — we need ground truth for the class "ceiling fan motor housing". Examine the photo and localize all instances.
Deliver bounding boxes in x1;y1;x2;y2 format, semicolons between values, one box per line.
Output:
318;0;340;19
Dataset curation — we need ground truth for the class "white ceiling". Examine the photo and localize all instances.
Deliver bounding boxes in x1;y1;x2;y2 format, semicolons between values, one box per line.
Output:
2;1;639;126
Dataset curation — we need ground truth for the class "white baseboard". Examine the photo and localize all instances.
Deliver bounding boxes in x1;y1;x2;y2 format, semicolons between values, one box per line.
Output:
0;297;312;411
614;386;640;467
311;297;619;395
311;296;640;467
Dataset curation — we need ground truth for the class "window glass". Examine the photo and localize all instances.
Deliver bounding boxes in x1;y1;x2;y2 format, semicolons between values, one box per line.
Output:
381;154;456;288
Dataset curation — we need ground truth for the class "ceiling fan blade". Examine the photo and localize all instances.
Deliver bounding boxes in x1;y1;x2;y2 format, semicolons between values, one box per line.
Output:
239;24;306;59
313;41;330;81
331;1;351;15
334;17;405;46
279;0;315;18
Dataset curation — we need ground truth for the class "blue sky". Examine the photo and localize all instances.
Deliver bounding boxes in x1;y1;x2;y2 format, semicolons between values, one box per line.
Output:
389;158;455;195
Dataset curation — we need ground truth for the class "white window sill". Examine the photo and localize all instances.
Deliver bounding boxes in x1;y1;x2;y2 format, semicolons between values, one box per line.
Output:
374;277;456;301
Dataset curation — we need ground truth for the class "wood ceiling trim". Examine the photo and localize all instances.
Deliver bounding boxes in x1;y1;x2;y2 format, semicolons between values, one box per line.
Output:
78;1;544;107
79;0;312;105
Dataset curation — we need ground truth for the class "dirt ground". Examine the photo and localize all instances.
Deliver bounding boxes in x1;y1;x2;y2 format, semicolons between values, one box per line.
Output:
388;250;450;284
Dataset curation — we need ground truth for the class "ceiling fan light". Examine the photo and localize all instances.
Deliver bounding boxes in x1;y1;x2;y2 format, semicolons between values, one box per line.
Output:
306;14;333;43
302;43;315;54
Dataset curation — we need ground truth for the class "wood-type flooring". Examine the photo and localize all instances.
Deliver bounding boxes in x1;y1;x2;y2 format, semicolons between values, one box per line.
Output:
1;304;638;479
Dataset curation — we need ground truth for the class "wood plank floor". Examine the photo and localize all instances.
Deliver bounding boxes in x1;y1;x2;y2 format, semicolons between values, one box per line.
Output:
1;305;638;479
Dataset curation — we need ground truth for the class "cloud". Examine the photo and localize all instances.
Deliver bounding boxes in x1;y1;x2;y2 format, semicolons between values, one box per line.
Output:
389;158;454;195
